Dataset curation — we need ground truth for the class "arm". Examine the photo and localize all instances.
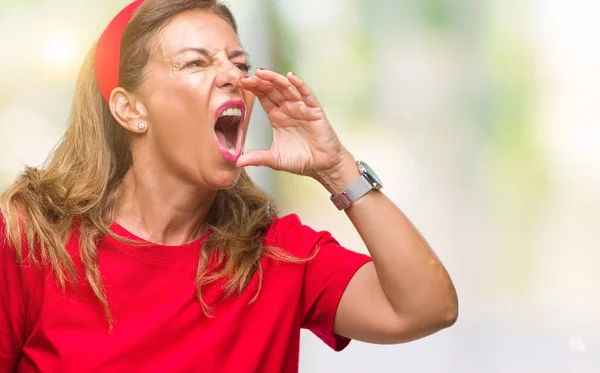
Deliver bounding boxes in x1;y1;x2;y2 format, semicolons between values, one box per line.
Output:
319;154;458;344
237;68;458;344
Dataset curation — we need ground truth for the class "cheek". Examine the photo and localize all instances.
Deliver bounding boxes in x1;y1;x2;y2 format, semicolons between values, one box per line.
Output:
145;82;218;165
182;72;212;91
148;74;215;131
150;72;214;112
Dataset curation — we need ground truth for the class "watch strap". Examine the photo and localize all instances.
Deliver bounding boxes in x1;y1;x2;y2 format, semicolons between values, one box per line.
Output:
330;174;374;210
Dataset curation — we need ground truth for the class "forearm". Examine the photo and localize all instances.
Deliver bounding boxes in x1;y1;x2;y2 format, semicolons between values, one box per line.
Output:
318;152;458;328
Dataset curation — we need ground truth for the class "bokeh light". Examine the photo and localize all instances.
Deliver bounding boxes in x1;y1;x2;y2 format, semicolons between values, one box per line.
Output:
44;33;77;70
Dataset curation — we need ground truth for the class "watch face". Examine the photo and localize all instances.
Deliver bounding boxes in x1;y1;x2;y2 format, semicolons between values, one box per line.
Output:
358;161;383;188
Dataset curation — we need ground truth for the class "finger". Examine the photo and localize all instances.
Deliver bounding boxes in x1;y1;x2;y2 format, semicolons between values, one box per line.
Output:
255;94;278;115
254;68;302;102
239;78;278;113
237;149;278;169
287;72;321;108
240;76;286;106
239;75;273;93
280;100;321;121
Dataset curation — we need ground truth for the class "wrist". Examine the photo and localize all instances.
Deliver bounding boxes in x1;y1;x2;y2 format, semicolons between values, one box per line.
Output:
314;152;360;195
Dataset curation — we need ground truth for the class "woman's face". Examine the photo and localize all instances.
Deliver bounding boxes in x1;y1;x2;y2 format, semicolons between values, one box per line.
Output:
136;10;255;190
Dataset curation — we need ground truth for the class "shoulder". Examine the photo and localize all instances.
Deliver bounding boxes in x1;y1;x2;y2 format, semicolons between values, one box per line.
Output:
0;212;12;252
0;211;23;272
0;210;63;264
266;213;304;236
266;213;319;243
0;211;26;254
265;214;339;257
0;211;26;266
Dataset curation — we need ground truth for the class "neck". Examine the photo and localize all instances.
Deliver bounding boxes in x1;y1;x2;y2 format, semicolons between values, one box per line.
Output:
114;166;216;246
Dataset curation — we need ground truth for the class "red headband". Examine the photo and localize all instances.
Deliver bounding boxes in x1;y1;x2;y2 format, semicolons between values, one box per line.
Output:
95;0;146;103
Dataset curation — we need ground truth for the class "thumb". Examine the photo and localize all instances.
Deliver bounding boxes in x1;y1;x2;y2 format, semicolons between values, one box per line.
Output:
237;149;278;169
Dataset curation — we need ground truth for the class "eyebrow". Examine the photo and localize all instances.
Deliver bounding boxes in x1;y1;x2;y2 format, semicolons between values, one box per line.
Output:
176;47;249;59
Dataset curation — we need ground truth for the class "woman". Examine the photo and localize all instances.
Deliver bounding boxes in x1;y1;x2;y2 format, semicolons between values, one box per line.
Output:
0;0;458;372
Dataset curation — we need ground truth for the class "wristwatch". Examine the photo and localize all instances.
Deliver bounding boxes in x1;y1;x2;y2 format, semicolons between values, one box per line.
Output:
330;161;383;210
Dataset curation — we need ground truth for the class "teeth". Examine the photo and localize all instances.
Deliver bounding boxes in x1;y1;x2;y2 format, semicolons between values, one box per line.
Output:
220;107;242;117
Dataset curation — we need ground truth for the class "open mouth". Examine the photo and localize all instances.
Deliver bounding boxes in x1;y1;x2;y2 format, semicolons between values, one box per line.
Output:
213;101;246;162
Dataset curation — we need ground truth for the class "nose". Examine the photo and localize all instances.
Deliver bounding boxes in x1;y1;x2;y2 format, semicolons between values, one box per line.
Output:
215;60;242;90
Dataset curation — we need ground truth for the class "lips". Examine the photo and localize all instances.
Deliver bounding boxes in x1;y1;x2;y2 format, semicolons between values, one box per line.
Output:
213;100;246;163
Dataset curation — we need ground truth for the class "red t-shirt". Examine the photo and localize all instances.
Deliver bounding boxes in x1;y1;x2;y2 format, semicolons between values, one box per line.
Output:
0;214;371;373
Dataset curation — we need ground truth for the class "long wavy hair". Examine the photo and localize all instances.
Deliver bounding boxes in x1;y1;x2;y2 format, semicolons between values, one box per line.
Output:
1;0;301;328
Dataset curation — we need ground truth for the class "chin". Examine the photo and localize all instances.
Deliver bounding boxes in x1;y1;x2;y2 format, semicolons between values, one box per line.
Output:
208;167;242;190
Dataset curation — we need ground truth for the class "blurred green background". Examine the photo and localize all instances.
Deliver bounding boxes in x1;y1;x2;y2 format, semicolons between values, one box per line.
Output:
1;0;599;372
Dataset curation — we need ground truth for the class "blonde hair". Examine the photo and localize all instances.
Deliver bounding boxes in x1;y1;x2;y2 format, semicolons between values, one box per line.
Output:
1;0;302;328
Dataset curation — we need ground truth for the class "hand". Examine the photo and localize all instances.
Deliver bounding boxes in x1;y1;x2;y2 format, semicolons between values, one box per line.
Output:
237;69;353;185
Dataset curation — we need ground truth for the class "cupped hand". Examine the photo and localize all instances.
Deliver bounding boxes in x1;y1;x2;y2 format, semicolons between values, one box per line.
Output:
237;69;350;180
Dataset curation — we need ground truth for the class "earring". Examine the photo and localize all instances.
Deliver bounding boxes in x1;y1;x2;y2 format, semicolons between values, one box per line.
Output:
137;122;146;131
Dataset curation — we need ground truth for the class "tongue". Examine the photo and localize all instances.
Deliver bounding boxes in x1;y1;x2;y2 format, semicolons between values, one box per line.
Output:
215;130;235;152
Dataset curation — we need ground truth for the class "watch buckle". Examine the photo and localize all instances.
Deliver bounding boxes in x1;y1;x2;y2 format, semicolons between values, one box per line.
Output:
331;192;352;210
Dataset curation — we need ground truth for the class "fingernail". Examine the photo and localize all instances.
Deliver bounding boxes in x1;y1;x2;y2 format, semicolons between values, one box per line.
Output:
257;67;264;70
241;75;250;79
289;71;295;75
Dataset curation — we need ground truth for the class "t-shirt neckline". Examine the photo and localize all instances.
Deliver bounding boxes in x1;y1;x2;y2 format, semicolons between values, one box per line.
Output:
105;222;210;265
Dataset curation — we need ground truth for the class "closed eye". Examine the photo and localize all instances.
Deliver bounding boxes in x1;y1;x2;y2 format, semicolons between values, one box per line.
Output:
184;59;208;69
182;60;251;72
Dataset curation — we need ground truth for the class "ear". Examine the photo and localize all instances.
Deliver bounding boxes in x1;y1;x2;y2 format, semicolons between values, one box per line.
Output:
109;88;149;134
